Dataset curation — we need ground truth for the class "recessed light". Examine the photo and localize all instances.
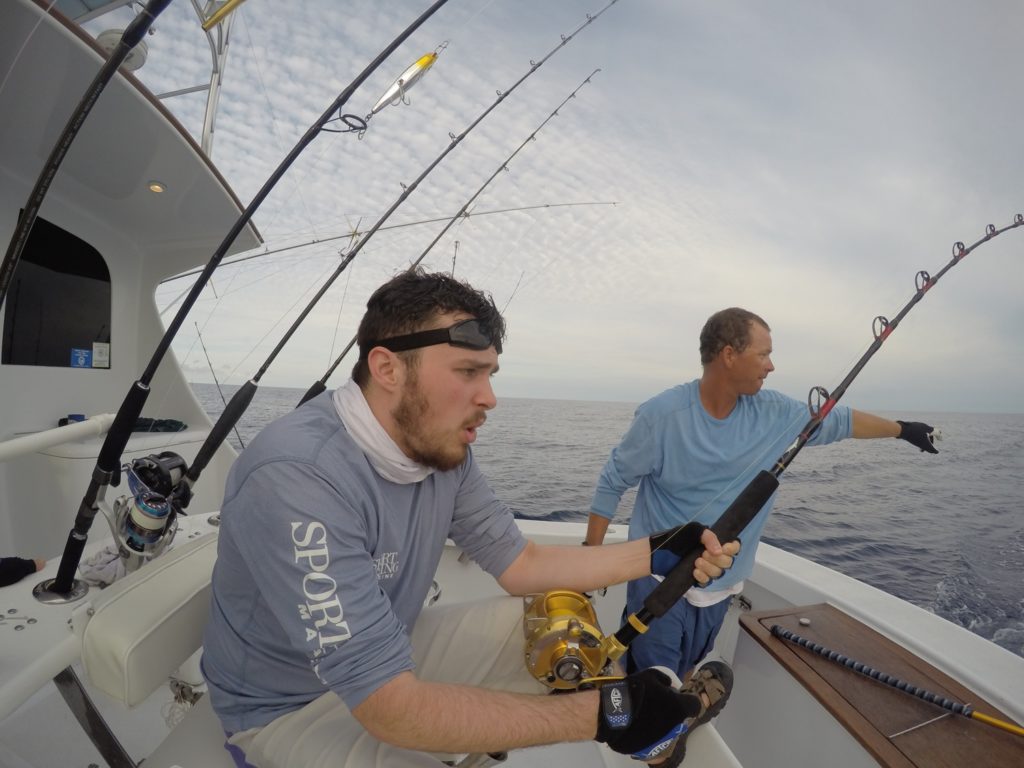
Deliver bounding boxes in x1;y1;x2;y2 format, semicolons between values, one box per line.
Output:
147;181;166;193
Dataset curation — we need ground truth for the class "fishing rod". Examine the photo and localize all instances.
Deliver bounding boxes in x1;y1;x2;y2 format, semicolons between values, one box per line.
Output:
44;0;452;598
297;70;604;406
194;322;246;450
0;0;172;307
600;214;1024;663
177;0;620;493
159;202;620;284
770;625;1024;737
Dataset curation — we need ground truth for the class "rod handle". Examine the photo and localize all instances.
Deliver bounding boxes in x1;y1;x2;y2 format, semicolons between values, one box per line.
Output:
297;381;326;407
643;470;779;617
187;380;257;484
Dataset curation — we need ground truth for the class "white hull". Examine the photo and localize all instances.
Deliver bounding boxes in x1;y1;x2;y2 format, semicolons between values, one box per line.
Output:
3;517;1021;766
1;2;1021;766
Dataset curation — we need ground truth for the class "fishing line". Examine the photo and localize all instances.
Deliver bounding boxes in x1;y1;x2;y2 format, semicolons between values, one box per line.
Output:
194;322;246;450
0;0;60;100
328;266;356;367
161;202;619;282
45;0;454;596
327;223;363;364
221;259;341;385
501;270;526;314
176;2;621;494
445;0;503;45
235;5;321;239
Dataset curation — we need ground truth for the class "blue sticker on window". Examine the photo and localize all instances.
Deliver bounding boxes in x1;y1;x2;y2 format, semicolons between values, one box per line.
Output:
70;348;92;368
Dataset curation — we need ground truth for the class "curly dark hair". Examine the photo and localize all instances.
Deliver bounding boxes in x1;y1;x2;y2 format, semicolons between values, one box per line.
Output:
699;308;770;364
352;269;506;386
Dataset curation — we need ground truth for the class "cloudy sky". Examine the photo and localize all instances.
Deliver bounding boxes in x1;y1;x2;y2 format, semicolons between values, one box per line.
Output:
90;0;1023;412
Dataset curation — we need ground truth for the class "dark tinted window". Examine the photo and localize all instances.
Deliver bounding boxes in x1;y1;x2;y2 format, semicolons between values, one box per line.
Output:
2;216;111;368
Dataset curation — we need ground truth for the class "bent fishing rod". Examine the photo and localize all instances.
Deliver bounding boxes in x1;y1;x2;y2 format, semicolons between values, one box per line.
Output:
771;625;1024;737
0;0;172;306
297;70;604;406
176;0;621;493
599;214;1024;663
45;0;452;597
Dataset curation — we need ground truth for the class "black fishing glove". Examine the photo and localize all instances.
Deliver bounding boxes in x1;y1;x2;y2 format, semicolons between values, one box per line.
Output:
0;557;38;588
649;521;706;576
896;420;939;454
595;667;701;760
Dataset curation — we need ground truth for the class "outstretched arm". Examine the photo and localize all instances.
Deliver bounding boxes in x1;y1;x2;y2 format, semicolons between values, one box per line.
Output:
850;410;901;438
851;410;938;453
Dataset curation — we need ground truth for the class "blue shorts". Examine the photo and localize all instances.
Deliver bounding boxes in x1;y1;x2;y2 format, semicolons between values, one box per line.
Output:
623;576;732;678
224;733;257;768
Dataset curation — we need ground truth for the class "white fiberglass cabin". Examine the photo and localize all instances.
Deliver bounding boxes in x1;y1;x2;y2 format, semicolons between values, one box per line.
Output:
0;2;1022;767
0;0;258;561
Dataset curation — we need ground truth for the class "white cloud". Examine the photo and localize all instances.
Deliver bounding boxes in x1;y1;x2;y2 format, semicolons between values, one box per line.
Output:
109;0;1024;413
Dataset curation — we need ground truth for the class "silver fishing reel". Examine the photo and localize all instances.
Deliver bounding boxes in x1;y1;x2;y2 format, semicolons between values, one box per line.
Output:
103;452;189;572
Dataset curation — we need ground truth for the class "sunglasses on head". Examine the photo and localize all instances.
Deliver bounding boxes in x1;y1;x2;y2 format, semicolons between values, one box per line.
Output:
360;318;501;359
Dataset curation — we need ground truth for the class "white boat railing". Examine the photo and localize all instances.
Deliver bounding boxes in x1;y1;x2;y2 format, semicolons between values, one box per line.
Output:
0;413;115;462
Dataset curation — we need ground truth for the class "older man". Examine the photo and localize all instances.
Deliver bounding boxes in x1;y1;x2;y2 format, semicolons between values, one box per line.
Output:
586;307;938;766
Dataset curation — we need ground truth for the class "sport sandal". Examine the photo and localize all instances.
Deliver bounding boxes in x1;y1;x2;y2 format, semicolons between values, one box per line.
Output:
687;659;733;728
652;660;734;767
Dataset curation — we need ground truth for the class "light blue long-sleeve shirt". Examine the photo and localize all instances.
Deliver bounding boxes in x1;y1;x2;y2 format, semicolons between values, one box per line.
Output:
591;380;852;589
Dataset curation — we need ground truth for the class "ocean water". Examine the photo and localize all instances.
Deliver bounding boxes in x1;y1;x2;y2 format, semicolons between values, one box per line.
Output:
191;382;1024;658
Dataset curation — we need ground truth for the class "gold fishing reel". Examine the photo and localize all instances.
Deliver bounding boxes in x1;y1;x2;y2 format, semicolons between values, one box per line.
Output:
523;590;616;689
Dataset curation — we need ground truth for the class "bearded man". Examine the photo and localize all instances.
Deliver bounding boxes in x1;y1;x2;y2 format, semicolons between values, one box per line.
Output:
202;269;739;767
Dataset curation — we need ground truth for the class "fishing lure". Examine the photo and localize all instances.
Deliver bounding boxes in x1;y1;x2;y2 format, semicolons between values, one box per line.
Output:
369;45;445;115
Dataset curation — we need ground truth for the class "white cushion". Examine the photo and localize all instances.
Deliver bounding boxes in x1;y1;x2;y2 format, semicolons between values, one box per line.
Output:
82;534;217;707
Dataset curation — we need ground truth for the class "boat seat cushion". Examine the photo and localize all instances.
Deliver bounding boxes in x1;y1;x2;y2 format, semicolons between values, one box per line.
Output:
82;533;217;707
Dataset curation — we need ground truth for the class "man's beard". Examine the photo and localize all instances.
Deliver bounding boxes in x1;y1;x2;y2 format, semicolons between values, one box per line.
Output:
392;368;469;472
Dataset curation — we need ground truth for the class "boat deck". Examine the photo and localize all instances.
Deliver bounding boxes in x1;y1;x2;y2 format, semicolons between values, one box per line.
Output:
739;603;1024;767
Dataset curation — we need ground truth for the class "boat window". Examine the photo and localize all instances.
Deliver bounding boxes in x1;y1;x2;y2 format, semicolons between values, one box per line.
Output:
2;216;111;369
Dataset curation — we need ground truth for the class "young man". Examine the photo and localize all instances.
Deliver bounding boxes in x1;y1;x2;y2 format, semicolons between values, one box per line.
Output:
202;270;739;767
587;307;938;679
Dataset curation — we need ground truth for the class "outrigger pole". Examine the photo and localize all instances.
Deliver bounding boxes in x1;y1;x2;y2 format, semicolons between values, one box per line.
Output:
160;202;620;284
770;625;1024;737
600;214;1024;662
0;0;172;306
45;0;453;597
178;0;621;493
297;70;605;407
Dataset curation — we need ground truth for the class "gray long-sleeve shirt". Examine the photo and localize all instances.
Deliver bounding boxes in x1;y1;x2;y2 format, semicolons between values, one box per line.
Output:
202;393;526;732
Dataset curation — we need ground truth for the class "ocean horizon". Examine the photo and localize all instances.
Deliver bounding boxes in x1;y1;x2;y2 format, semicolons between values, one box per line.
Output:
190;382;1024;659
